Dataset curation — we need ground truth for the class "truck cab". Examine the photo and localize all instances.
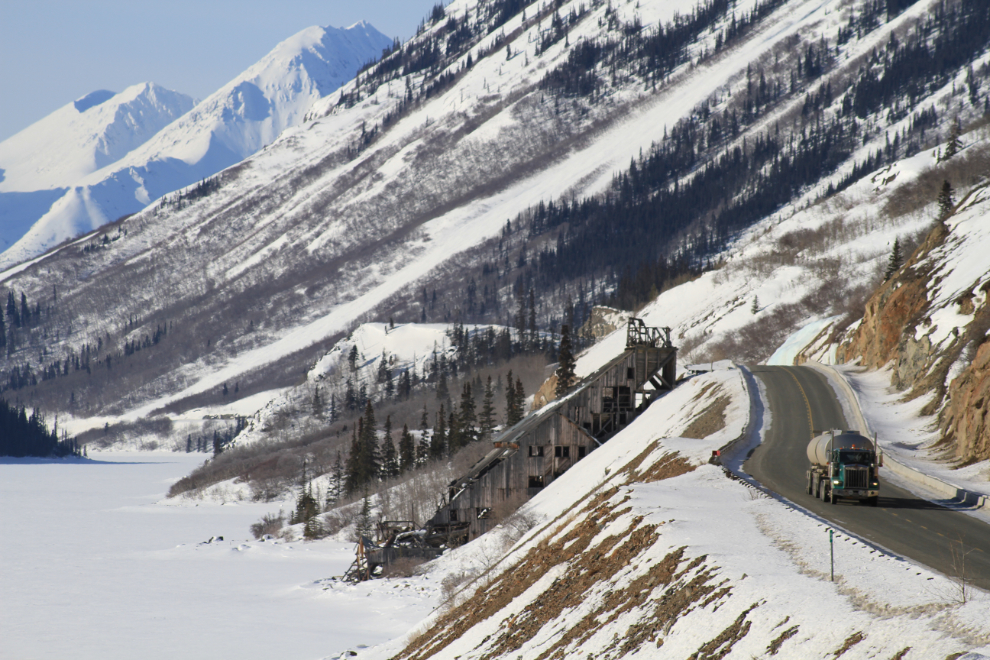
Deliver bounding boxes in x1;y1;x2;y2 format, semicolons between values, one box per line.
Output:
806;431;881;506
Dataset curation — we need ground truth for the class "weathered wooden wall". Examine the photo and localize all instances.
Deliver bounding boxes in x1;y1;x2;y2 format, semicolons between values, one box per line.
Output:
427;322;676;542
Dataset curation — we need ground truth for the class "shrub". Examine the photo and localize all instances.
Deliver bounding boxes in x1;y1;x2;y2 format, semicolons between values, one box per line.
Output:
250;512;284;540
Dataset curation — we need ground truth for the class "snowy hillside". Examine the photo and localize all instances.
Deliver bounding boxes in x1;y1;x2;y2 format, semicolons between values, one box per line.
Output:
0;0;987;464
0;21;392;269
360;367;990;660
0;83;194;252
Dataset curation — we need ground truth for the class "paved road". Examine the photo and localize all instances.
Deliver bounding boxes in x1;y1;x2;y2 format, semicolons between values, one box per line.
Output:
745;365;990;591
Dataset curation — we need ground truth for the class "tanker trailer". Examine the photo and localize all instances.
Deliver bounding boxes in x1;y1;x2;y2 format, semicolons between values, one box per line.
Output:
805;430;881;506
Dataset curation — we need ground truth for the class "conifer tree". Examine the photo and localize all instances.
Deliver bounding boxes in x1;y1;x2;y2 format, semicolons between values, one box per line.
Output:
381;415;399;479
528;287;537;347
417;405;431;465
459;383;477;446
6;292;17;328
356;487;374;540
431;404;447;458
505;370;520;426
359;400;379;482
0;312;6;349
944;117;963;160
345;378;357;411
447;409;460;454
938;180;955;221
345;427;362;494
377;351;389;383
348;345;360;372
555;325;576;398
327;451;345;506
884;238;903;281
750;296;759;314
436;368;449;402
479;375;497;440
312;386;323;418
399;423;415;472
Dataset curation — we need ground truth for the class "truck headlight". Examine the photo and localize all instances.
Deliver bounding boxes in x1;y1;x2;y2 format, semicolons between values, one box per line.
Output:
832;480;840;485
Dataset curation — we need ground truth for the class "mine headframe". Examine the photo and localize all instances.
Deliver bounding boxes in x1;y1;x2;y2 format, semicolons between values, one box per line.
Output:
626;317;672;349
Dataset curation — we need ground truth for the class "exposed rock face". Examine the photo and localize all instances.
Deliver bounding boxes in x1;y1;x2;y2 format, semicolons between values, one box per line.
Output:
578;306;630;341
942;338;990;463
838;197;990;464
837;223;945;376
531;373;558;412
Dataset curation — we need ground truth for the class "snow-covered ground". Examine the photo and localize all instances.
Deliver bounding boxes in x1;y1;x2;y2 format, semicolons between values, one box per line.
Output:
359;366;990;659
0;452;435;660
4;367;989;659
833;362;990;511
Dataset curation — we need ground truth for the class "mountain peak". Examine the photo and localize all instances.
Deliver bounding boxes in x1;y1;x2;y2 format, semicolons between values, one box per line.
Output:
73;90;116;113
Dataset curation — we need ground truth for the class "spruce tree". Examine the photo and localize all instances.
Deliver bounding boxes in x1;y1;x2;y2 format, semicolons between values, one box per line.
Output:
944;118;963;160
750;296;759;315
527;287;537;347
356;488;374;540
312;386;323;418
436;368;449;402
327;451;345;506
399;423;415;472
359;400;379;482
447;409;460;454
417;405;431;465
884;238;903;281
381;415;399;479
938;180;955;220
431;405;447;458
345;378;357;411
459;383;477;446
348;345;360;372
479;375;497;440
505;370;516;425
345;427;363;494
377;351;389;384
555;325;576;397
0;313;6;349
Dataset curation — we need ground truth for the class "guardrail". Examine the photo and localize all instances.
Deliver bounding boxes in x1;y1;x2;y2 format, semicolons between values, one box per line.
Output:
805;361;989;512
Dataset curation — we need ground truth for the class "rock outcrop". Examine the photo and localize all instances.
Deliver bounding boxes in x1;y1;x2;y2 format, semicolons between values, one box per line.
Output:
838;185;990;465
578;306;630;342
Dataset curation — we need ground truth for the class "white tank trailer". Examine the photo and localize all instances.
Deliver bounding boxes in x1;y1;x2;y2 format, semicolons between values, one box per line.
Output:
805;430;881;506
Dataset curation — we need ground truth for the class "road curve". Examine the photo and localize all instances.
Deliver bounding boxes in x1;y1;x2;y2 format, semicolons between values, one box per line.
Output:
744;365;990;591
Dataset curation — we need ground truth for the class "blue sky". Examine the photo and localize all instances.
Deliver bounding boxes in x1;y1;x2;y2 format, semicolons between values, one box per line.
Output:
0;0;443;142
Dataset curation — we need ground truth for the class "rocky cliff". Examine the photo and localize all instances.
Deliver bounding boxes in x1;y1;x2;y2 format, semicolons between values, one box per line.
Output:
838;179;990;465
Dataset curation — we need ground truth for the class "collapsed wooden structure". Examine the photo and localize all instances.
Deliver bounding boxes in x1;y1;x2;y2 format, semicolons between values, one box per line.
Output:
423;317;677;546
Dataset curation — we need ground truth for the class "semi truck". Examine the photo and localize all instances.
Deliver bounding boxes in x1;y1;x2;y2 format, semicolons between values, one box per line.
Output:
806;430;881;506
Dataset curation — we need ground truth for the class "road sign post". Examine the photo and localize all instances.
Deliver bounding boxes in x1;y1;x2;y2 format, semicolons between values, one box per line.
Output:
829;528;834;581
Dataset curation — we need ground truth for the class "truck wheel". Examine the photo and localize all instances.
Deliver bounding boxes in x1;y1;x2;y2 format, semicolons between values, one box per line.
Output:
807;474;813;495
829;489;836;505
869;497;879;507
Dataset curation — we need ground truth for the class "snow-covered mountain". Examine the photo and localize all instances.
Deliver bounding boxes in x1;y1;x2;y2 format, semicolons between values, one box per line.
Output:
0;83;195;253
0;21;392;269
0;0;987;464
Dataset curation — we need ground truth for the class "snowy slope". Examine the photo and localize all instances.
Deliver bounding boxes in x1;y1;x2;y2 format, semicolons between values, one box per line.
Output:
360;368;990;659
0;83;194;251
0;0;986;453
0;21;392;268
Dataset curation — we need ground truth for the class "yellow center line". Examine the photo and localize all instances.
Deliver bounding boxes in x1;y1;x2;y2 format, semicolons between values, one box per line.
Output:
783;368;815;440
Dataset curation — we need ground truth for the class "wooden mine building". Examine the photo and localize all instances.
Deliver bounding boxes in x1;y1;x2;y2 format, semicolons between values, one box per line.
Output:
424;318;676;545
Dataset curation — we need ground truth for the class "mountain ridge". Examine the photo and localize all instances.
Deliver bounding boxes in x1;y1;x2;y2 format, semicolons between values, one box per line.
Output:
0;21;393;269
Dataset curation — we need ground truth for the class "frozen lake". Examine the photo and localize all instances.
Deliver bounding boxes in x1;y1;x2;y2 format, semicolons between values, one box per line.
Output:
0;452;432;660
